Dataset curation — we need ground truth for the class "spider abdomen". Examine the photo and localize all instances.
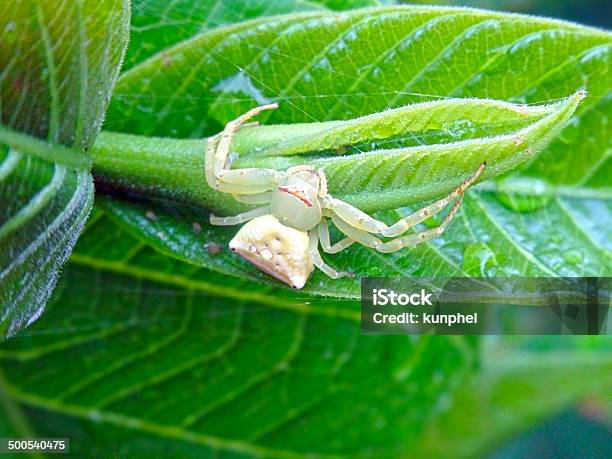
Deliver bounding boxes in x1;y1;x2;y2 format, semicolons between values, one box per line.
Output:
228;215;314;288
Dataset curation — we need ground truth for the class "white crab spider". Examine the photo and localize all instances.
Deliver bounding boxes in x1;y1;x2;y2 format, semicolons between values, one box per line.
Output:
206;104;486;289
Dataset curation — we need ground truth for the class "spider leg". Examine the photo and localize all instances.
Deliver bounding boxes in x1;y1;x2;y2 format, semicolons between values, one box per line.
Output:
286;165;327;196
204;133;221;188
213;103;278;176
308;230;353;279
204;103;280;194
325;196;388;233
212;168;282;194
210;206;270;226
286;165;316;175
317;169;328;197
233;191;272;205
325;162;485;236
380;162;485;237
330;195;464;253
317;220;354;254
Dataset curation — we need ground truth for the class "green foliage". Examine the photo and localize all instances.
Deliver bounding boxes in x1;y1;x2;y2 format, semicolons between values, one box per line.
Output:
90;93;591;298
0;265;475;457
0;1;610;457
101;5;611;296
0;0;130;338
125;0;383;71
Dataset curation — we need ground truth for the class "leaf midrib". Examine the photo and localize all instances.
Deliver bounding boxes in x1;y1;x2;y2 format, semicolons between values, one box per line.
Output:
475;182;612;200
0;125;91;170
0;381;346;459
68;253;361;322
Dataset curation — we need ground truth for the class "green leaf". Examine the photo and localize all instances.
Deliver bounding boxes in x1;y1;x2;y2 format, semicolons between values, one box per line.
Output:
91;93;592;298
99;7;612;297
125;0;382;71
106;6;610;135
0;264;475;457
0;0;130;338
104;2;612;296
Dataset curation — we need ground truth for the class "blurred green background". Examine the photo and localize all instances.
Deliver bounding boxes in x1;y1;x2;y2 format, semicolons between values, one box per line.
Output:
404;0;610;28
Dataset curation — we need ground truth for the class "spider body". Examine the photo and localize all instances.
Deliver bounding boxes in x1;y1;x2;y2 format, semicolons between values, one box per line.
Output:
229;170;324;288
222;160;329;288
206;104;485;289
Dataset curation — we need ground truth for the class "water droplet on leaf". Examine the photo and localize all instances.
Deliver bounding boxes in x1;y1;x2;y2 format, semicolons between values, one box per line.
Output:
443;119;477;139
212;72;272;106
461;242;500;276
497;193;551;212
496;177;552;212
562;250;583;266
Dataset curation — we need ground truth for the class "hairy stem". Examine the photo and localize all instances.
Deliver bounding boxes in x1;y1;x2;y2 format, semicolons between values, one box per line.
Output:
90;92;584;215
